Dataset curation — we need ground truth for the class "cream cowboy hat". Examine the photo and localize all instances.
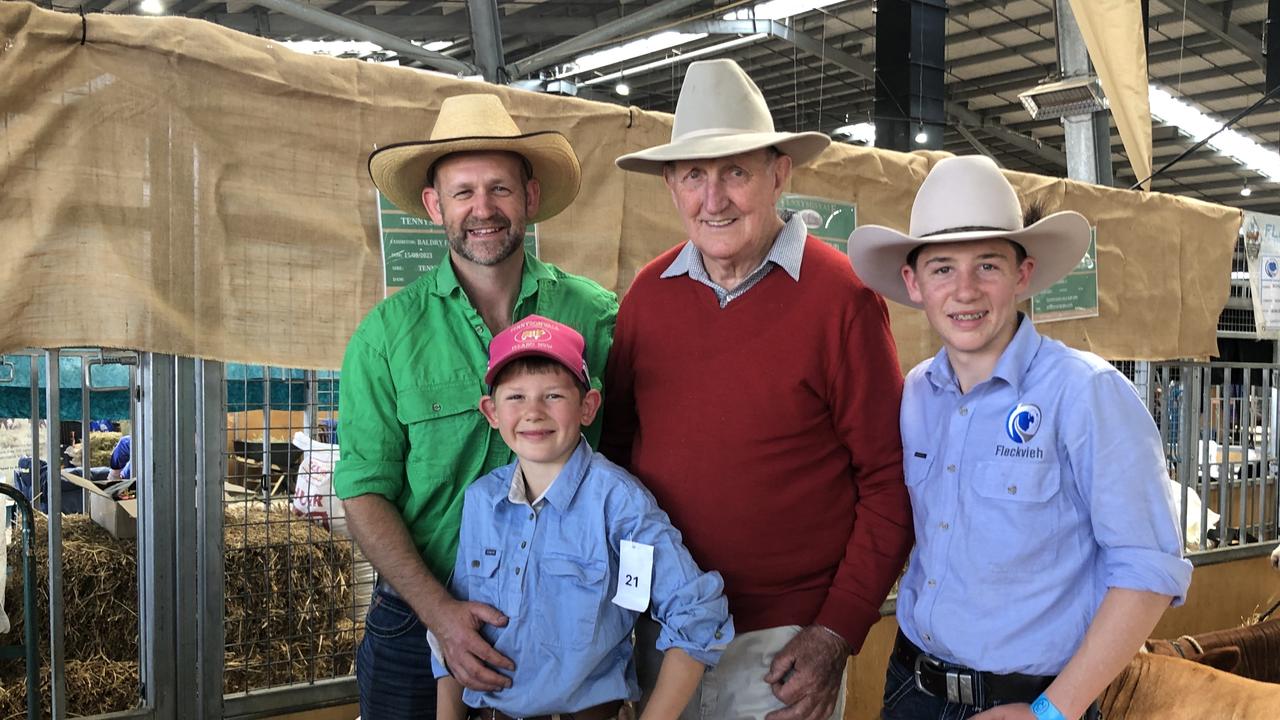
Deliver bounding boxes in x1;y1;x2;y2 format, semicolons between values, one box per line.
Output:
847;155;1091;309
368;93;581;223
615;59;831;174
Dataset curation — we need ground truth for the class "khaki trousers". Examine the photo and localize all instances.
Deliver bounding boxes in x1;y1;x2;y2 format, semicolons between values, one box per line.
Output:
635;617;847;720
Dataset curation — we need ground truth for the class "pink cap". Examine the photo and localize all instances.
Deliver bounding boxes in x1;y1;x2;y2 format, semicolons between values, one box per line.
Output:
485;315;590;387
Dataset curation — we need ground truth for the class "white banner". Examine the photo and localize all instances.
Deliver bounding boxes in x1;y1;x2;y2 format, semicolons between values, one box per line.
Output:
1243;211;1280;336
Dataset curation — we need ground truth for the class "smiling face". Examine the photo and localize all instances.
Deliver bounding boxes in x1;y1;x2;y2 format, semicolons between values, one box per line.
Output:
662;148;792;268
479;363;601;472
902;238;1035;380
422;151;540;267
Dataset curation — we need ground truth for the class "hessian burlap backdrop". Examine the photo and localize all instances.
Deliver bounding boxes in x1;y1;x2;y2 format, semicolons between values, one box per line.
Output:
0;3;1241;372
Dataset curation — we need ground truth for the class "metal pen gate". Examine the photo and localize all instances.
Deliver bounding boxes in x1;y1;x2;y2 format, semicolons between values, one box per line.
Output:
1152;361;1280;551
0;351;364;719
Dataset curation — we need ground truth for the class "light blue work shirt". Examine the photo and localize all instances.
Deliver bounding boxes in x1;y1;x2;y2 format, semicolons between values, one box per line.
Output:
434;438;734;715
897;315;1192;676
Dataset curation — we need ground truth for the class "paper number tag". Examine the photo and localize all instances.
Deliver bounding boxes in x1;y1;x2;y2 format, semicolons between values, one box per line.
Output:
612;539;654;612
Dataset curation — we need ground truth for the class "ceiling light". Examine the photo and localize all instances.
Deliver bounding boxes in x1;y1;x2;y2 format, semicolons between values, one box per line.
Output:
140;0;164;14
914;127;929;144
1241;183;1253;197
561;32;706;77
724;0;842;21
279;39;453;58
615;82;630;96
563;0;838;79
1018;76;1108;120
1149;84;1280;180
580;35;767;87
832;122;875;146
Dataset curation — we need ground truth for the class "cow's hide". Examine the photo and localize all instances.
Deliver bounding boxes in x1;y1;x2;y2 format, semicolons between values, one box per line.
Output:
1099;653;1280;719
1143;618;1280;683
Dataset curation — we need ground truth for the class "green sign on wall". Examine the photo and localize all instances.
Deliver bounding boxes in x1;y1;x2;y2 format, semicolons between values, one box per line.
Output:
377;193;538;295
778;194;858;254
1031;227;1098;323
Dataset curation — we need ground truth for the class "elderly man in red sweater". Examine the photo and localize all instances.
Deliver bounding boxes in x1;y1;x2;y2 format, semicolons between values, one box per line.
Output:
604;58;913;720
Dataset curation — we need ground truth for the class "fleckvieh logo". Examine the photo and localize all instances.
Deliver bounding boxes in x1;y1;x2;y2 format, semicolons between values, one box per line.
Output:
1005;403;1042;444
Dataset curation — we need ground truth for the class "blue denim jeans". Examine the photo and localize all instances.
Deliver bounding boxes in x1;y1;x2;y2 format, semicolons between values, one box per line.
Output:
357;584;438;720
880;655;1101;720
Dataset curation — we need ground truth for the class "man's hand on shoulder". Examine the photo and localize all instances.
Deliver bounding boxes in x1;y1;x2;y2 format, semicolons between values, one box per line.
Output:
432;596;515;692
763;625;850;720
971;703;1035;720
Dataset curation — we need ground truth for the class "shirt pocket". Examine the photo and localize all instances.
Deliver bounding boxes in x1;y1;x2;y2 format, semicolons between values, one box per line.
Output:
397;380;483;464
460;547;504;611
966;461;1062;573
904;447;936;488
535;554;607;650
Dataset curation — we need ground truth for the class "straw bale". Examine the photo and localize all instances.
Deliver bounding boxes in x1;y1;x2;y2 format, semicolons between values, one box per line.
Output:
222;503;354;649
223;617;360;692
2;503;359;706
64;432;124;469
0;658;139;720
1;514;138;662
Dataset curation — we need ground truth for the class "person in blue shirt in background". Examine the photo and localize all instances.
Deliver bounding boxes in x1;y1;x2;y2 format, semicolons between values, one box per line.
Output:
109;435;132;480
433;315;733;720
848;156;1193;720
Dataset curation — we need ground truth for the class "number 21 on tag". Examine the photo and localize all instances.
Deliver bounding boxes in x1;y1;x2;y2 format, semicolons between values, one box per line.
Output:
611;539;654;612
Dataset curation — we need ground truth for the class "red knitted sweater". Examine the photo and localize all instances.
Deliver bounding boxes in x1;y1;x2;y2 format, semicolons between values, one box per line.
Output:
602;236;913;651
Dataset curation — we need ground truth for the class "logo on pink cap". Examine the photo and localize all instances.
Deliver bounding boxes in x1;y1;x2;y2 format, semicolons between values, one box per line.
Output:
485;315;589;387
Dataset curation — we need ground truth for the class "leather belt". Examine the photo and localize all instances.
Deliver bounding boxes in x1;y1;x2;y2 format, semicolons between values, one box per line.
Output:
467;700;623;720
893;631;1053;707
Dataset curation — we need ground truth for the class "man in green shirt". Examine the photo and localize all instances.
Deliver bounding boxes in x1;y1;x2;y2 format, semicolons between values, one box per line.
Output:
336;93;617;719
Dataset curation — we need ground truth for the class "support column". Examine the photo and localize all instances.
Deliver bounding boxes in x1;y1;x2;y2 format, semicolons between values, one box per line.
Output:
468;0;505;83
1055;0;1113;185
874;0;947;151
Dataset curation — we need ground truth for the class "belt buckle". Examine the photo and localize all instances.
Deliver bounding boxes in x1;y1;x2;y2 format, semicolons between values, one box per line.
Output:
913;653;976;706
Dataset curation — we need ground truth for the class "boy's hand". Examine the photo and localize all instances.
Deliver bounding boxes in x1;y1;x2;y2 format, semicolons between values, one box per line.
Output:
763;625;850;720
433;597;515;691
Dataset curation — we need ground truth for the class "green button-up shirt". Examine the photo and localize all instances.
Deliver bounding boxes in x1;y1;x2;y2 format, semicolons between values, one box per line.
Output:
334;252;617;581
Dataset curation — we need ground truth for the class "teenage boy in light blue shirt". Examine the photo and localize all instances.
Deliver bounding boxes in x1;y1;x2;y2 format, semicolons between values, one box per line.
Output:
433;315;734;720
849;156;1192;720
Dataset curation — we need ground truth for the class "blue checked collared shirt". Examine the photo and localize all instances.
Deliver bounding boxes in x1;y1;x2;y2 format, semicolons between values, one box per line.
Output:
433;439;733;715
660;211;806;307
896;315;1192;676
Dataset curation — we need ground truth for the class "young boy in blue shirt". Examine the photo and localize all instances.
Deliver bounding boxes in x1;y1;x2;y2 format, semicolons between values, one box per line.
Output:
849;156;1191;720
433;315;734;720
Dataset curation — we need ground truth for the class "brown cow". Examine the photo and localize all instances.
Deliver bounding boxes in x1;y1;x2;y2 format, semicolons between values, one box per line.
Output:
1099;653;1280;719
1143;617;1280;683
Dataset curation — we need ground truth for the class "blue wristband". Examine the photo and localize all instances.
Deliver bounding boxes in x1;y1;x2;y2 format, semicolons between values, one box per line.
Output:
1030;694;1066;720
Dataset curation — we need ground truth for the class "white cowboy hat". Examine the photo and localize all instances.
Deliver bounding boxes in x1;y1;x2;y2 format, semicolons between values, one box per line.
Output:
847;155;1091;309
368;93;580;223
615;59;831;174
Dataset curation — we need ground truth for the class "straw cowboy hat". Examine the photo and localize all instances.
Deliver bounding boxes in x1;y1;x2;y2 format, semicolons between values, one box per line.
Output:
847;155;1091;309
615;59;831;174
368;93;581;223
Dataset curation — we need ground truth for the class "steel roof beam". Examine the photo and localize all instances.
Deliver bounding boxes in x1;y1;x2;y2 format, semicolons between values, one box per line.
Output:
1173;0;1264;67
946;102;1067;165
237;0;480;73
205;11;592;41
504;0;706;79
956;124;1002;164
